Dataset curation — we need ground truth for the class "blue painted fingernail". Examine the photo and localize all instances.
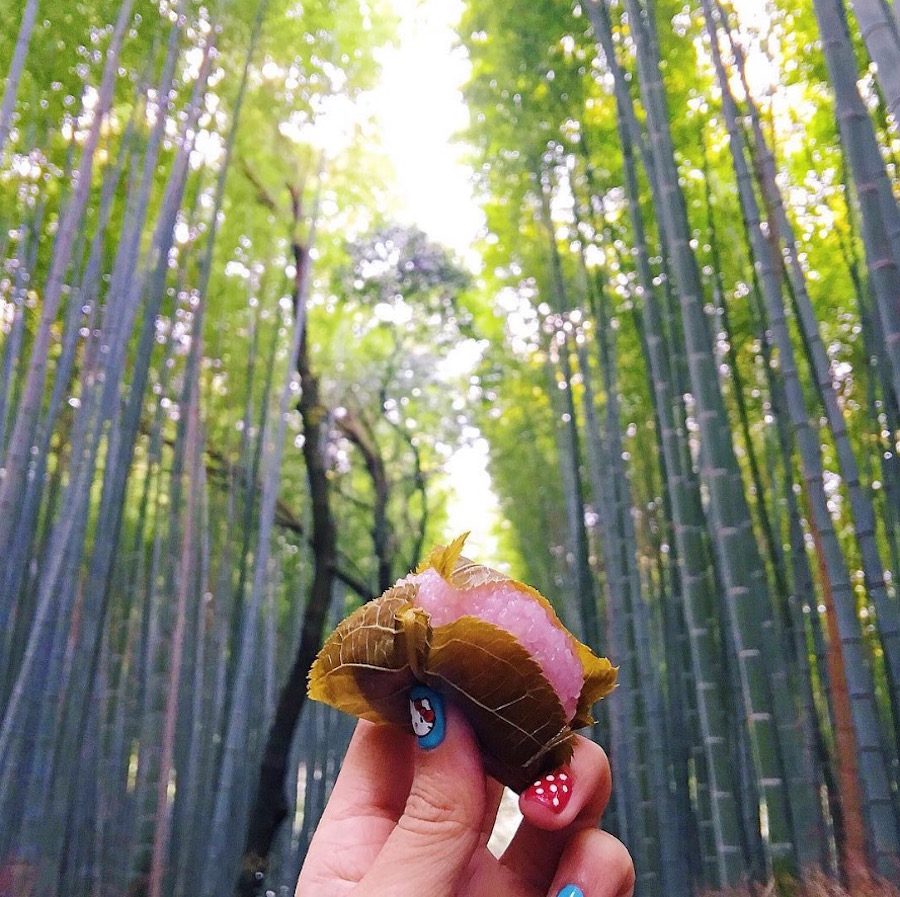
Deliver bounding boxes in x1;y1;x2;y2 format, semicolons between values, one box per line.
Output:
557;886;584;897
409;685;445;749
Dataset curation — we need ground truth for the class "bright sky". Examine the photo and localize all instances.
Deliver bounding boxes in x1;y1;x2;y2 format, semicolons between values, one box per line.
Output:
370;0;505;566
371;0;484;258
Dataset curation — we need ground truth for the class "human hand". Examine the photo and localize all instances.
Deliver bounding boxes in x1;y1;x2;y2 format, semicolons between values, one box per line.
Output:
295;687;634;897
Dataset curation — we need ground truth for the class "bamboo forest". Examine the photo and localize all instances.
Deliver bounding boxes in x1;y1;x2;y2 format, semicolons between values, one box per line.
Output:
2;0;900;892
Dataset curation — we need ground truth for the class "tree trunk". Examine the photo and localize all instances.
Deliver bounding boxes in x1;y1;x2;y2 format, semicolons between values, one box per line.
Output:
236;198;338;897
338;411;394;593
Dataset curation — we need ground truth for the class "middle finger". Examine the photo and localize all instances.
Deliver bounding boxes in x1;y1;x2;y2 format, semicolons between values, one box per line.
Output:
498;737;612;892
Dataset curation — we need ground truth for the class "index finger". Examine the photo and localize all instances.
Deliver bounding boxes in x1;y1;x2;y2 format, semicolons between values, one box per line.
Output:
296;720;415;896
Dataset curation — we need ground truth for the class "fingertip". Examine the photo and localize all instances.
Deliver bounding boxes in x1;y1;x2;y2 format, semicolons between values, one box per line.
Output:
548;829;634;897
519;737;611;831
519;767;575;825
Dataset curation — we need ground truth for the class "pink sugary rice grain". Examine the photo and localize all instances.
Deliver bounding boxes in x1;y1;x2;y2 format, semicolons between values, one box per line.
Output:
403;567;584;721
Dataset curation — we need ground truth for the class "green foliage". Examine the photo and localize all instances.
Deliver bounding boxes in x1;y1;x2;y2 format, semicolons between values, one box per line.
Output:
477;352;569;599
3;0;900;890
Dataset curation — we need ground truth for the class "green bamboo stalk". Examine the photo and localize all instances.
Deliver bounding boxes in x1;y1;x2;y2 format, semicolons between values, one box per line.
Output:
721;2;900;749
737;203;842;842
183;500;237;897
714;8;900;876
835;159;900;605
148;325;204;897
580;5;748;882
597;0;818;871
631;297;708;886
298;701;328;860
587;281;674;895
170;466;212;897
117;226;205;891
699;130;788;614
16;45;217;891
538;179;601;649
847;0;900;142
102;385;168;895
0;91;137;672
569;179;683;891
811;0;900;412
700;7;836;868
101;537;147;893
0;0;136;550
0;0;40;158
762;313;843;879
0;212;41;687
127;460;172;893
0;33;200;799
0;205;40;465
575;331;649;882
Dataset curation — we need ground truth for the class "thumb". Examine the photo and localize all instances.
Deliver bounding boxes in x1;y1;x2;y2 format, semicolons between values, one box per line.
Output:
359;686;487;897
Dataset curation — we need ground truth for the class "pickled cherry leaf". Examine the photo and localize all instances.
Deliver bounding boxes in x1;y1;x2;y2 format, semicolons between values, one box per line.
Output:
446;556;510;590
571;642;618;729
308;584;426;727
424;616;574;791
415;531;470;576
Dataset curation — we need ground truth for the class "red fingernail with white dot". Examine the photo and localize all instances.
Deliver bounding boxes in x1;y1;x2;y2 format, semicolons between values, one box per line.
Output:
522;768;573;813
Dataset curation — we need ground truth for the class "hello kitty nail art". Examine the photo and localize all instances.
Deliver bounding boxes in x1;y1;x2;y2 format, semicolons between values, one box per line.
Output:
409;685;445;749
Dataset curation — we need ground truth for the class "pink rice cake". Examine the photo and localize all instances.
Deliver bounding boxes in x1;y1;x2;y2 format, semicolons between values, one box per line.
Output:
403;567;584;721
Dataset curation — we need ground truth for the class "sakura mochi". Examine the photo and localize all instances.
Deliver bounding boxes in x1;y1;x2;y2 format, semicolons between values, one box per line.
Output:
404;566;585;721
309;534;616;791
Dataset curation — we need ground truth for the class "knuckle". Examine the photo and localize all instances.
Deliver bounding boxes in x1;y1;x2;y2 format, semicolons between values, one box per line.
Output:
400;781;481;844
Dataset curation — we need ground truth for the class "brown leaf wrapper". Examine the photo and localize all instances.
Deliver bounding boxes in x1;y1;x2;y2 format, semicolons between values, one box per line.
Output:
308;535;617;792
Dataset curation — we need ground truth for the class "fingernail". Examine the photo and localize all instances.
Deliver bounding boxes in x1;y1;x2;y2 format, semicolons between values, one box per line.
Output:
409;685;445;749
556;886;584;897
523;767;574;813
